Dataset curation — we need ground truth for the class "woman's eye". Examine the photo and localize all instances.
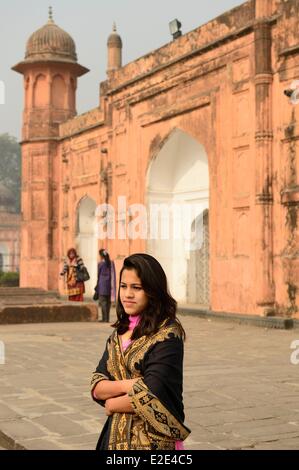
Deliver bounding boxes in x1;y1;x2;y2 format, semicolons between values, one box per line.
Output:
134;286;142;290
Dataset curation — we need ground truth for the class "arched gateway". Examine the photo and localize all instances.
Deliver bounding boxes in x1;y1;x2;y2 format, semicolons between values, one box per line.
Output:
146;129;209;305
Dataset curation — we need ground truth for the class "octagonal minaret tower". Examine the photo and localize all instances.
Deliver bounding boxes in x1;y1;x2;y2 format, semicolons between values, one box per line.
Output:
12;7;89;290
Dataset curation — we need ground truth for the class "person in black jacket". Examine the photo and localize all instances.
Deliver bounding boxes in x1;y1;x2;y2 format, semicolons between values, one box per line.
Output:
94;249;116;322
90;253;190;450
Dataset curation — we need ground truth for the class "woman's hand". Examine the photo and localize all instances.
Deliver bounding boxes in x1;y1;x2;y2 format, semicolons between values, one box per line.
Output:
120;378;139;394
93;377;141;401
102;380;141;416
105;399;114;416
105;395;135;415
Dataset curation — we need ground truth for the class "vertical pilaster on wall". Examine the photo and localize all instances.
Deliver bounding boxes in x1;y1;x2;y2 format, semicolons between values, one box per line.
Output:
281;117;299;316
254;1;275;315
255;0;274;19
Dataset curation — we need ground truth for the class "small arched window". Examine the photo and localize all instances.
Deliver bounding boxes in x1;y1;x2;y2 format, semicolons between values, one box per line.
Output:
52;75;66;109
33;74;47;107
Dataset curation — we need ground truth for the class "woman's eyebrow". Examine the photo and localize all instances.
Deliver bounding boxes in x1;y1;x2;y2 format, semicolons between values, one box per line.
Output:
120;282;142;287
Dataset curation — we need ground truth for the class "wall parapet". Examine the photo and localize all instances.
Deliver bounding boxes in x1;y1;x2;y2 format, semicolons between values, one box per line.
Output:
59;107;104;139
105;0;255;93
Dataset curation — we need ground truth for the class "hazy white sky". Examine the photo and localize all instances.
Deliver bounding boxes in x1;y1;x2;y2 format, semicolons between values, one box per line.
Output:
0;0;243;138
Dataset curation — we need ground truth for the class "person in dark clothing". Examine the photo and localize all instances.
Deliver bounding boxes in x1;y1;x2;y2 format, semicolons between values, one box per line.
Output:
90;253;190;450
95;249;116;322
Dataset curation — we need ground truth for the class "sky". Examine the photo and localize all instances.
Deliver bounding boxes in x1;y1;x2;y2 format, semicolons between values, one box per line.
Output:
0;0;244;139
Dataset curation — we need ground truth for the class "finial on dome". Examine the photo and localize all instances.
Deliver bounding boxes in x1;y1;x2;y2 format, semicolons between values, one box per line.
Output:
48;6;54;23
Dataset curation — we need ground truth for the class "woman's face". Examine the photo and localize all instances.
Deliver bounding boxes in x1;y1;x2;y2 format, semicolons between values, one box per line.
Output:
120;269;148;316
68;250;76;260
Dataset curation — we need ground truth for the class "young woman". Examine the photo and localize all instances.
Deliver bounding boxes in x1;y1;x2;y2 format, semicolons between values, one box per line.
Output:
91;253;190;450
94;249;116;322
60;248;86;301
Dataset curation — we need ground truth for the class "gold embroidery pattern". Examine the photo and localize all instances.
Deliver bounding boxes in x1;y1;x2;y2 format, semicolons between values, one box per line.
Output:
106;323;181;380
108;332;129;380
106;332;134;449
129;379;190;441
124;322;182;376
109;413;133;450
96;322;187;450
130;415;153;450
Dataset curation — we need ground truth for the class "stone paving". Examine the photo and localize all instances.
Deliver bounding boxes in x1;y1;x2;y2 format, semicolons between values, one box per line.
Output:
0;312;299;450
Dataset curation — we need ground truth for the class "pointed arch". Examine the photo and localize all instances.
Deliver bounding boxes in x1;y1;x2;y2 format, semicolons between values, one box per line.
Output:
33;74;47;107
146;129;210;305
52;74;66;109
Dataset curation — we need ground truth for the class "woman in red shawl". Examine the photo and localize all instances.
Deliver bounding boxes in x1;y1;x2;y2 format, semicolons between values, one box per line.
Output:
60;248;86;301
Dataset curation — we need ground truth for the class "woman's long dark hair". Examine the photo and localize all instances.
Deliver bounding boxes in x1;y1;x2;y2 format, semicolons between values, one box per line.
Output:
67;247;78;259
112;253;186;340
99;249;111;268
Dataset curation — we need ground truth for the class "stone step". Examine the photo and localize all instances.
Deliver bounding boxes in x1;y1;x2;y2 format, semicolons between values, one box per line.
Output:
0;297;62;305
0;303;97;324
0;287;60;298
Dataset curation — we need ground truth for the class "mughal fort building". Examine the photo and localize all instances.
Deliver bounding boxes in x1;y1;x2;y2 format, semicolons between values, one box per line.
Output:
12;0;299;318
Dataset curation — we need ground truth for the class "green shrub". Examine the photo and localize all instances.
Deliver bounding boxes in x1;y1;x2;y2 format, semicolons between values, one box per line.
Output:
0;272;19;286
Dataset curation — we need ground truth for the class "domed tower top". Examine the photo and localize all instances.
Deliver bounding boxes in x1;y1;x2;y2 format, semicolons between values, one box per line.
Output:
25;6;77;62
12;7;88;76
107;22;123;73
107;22;123;48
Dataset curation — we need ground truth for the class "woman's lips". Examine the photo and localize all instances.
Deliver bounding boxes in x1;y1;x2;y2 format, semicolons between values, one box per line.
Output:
123;301;136;305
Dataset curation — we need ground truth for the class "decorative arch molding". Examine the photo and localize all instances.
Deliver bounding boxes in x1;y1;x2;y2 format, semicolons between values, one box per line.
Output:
75;195;97;234
51;74;66;109
33;73;47;107
146;126;211;178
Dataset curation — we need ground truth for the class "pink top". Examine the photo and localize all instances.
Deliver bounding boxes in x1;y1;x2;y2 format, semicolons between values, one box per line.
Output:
128;314;140;330
121;314;140;351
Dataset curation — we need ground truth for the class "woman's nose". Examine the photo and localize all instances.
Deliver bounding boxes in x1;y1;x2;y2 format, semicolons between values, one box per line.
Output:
125;288;134;297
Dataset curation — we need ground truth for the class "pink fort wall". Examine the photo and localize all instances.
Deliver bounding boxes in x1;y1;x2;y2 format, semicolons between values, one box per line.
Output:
17;0;299;317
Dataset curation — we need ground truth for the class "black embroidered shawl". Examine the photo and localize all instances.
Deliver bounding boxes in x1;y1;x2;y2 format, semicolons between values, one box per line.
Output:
90;320;190;450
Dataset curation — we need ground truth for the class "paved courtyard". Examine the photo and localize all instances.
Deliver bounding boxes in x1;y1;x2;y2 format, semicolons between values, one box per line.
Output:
0;312;299;450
